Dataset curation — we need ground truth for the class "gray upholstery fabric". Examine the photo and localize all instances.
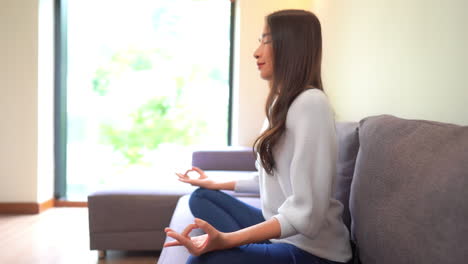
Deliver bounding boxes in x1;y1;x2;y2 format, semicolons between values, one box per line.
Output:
88;188;193;250
334;122;359;230
192;147;256;171
158;194;262;264
350;115;468;264
90;231;166;251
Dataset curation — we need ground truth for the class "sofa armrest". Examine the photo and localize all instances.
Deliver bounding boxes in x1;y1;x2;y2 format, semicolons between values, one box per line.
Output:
191;146;256;171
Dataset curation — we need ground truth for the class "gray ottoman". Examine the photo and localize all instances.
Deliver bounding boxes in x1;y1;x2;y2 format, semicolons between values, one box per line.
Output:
87;179;257;257
88;183;197;257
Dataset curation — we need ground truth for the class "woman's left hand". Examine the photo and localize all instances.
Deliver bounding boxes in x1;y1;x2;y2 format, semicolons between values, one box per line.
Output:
163;218;231;256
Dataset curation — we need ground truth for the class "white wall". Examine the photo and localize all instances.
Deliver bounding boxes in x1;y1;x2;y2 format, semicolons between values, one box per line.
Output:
312;0;468;125
233;0;313;147
0;0;39;202
0;0;54;203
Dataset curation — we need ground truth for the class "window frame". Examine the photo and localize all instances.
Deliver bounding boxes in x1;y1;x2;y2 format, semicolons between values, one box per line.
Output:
54;0;235;200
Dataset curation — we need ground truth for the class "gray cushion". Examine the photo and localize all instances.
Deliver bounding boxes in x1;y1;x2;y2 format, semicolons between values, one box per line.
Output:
157;195;201;264
334;122;360;230
350;114;468;264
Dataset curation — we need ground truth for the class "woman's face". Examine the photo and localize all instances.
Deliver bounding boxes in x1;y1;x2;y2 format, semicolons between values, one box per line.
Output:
254;25;274;81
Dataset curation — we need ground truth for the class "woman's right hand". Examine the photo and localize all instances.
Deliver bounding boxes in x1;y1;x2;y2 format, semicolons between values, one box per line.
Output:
176;166;218;190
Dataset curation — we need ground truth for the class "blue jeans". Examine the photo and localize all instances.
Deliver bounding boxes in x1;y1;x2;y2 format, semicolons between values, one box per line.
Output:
186;188;345;264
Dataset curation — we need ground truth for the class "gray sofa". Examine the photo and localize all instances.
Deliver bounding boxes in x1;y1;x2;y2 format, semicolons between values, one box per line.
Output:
157;115;468;264
89;114;468;264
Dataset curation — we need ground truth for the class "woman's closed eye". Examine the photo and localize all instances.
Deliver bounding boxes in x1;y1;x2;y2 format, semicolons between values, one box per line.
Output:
259;33;272;44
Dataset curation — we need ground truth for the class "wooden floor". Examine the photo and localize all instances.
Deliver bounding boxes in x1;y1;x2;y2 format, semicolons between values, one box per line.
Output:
0;208;160;264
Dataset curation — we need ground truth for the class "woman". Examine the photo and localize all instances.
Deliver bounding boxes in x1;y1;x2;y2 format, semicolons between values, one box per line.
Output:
164;9;352;264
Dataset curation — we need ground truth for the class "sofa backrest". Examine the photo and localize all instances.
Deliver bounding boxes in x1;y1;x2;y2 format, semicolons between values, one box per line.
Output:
349;115;468;264
192;147;257;171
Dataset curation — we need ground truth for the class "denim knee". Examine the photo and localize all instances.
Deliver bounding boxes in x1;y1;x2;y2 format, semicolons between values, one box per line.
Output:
189;188;217;209
191;187;215;198
186;255;203;264
186;252;228;264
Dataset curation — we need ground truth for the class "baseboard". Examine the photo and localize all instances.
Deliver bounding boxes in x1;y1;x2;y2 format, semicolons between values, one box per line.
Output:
39;198;55;212
54;200;88;208
0;198;89;214
0;198;55;214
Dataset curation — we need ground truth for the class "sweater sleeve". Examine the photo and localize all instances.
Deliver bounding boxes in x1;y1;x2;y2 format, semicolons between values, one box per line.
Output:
234;160;260;194
272;90;338;239
235;119;267;194
234;172;260;194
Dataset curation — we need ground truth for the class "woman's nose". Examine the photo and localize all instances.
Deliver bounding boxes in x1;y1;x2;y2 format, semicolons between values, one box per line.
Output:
253;46;261;59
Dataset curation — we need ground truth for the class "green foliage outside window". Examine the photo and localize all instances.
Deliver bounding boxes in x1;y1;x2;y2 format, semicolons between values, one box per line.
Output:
93;48;208;165
99;95;207;165
92;48;157;96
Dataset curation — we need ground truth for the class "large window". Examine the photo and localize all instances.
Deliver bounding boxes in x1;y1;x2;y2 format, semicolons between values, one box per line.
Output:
56;0;233;200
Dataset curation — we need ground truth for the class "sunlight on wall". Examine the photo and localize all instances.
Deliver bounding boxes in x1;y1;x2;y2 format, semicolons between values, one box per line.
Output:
313;0;468;125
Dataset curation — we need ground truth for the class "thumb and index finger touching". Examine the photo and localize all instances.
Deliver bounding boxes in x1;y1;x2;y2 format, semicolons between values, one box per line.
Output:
164;218;215;240
189;166;206;178
176;166;206;180
194;218;218;236
163;218;215;250
164;223;197;249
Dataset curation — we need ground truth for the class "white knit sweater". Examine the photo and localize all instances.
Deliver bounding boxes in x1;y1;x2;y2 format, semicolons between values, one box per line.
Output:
234;89;352;263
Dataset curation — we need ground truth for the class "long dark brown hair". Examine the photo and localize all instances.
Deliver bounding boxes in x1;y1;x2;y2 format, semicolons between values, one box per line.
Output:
253;9;324;175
